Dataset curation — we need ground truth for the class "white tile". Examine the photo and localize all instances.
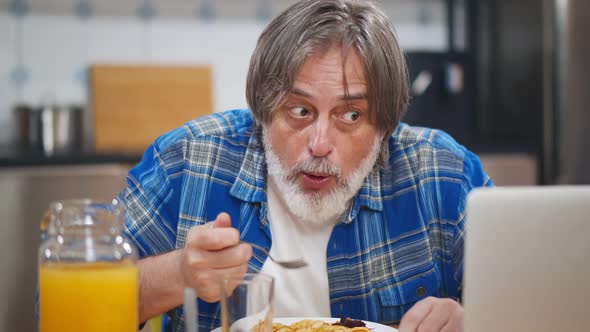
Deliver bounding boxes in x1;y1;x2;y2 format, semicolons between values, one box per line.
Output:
203;22;264;113
151;0;200;20
22;77;85;104
29;0;78;15
150;20;264;113
20;14;88;104
148;19;208;63
214;0;259;20
86;17;146;64
378;0;448;51
382;0;445;25
92;0;142;18
395;23;447;51
0;13;15;88
0;13;17;144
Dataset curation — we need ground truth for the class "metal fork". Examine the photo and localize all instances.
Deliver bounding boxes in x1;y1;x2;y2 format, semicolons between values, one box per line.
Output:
244;241;308;269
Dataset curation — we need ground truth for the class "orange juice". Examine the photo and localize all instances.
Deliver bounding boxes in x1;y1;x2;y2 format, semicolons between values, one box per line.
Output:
39;261;138;332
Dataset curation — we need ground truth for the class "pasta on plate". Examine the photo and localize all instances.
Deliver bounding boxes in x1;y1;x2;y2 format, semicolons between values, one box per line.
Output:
251;318;371;332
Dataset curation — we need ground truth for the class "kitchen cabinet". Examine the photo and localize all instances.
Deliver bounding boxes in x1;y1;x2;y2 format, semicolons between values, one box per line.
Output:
479;153;538;186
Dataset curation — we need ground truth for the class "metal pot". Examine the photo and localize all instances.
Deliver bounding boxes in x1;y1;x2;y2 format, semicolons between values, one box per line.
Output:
15;103;84;155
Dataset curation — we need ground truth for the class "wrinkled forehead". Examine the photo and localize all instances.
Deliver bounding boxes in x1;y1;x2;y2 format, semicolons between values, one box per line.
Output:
288;44;368;95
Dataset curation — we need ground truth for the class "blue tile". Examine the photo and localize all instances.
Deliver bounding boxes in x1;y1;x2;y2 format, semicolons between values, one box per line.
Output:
74;0;94;20
195;1;215;22
256;4;272;22
417;6;433;26
9;0;30;17
9;65;30;87
74;67;88;86
138;0;156;22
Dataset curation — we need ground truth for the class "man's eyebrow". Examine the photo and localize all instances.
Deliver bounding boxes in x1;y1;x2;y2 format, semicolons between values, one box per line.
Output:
289;87;312;98
289;87;368;100
342;92;368;100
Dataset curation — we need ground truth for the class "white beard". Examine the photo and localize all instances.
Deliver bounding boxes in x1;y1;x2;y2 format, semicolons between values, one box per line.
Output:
262;130;381;226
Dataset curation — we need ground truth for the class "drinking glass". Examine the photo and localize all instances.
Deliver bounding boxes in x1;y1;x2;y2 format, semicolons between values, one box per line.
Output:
220;273;274;332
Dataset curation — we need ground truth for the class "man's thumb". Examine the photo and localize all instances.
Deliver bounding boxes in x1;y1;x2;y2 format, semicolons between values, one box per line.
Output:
210;212;232;228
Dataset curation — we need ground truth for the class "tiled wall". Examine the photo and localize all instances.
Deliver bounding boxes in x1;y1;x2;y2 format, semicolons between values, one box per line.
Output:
0;0;448;145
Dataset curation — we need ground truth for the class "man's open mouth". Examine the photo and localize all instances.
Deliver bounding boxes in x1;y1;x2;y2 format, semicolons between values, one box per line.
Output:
303;172;330;181
300;172;334;190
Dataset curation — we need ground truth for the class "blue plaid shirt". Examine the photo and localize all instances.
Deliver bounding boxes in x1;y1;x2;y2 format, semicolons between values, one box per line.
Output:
122;109;492;332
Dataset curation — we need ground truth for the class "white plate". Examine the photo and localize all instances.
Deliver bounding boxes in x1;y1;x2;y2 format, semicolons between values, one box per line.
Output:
272;317;398;332
211;316;398;332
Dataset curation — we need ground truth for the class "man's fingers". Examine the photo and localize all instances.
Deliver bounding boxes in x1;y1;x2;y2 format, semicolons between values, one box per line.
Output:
187;226;240;250
211;212;232;228
398;297;434;332
203;243;252;269
185;213;240;251
399;297;464;332
416;298;453;332
192;264;249;303
218;264;250;299
183;242;251;272
441;304;464;332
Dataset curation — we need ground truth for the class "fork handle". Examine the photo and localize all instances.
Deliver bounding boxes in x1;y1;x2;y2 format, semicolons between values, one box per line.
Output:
242;241;269;256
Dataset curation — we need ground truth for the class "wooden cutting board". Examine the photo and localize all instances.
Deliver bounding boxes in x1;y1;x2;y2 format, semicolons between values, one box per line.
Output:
90;64;212;153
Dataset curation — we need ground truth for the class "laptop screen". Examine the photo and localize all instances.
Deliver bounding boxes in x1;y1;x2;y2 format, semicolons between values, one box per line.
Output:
463;186;590;332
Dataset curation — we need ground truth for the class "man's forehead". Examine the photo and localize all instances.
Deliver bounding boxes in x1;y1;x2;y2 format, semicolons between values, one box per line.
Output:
296;46;367;80
288;86;367;101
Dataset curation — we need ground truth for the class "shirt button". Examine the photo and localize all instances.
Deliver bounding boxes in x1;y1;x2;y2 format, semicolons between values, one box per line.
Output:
416;286;427;297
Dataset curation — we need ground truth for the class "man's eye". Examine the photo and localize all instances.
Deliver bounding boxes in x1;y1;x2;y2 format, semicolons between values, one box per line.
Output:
288;106;310;117
343;110;360;122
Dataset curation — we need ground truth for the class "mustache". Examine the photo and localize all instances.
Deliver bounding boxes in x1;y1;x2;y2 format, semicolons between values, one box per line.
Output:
286;157;343;183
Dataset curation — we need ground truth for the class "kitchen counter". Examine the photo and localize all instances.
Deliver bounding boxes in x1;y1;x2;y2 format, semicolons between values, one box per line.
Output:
5;143;537;171
0;145;141;168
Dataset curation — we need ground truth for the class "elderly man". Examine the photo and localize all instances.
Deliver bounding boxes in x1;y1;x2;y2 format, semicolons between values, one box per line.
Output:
123;0;492;331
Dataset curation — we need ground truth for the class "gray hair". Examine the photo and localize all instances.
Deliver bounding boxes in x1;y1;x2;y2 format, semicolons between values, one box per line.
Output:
246;0;410;157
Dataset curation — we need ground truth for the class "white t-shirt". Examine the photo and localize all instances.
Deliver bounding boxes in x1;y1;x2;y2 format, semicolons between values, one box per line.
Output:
259;179;338;317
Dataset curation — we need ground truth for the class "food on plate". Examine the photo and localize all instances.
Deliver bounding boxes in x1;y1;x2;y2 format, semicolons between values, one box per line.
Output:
332;317;366;328
251;318;370;332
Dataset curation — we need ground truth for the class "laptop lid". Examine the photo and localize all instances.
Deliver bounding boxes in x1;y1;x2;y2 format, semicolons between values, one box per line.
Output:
463;186;590;332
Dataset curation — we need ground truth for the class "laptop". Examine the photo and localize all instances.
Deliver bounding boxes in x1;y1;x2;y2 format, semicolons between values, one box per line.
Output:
463;186;590;332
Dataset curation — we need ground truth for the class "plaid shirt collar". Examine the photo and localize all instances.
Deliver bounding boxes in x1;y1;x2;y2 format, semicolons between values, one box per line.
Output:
229;129;384;222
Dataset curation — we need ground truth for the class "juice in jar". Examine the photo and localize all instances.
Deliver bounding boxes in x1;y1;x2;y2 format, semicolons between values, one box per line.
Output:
39;261;138;332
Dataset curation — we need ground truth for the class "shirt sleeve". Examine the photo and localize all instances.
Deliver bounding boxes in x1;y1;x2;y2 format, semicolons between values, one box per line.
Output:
452;150;494;288
121;136;186;258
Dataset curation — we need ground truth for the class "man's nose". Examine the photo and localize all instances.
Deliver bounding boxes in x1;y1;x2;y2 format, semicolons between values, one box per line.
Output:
307;119;334;158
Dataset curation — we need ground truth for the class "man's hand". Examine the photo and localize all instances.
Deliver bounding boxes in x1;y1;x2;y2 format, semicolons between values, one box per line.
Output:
398;297;463;332
179;212;252;302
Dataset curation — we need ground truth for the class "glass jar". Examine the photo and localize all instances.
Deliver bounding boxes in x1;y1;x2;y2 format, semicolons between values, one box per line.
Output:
38;199;138;332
